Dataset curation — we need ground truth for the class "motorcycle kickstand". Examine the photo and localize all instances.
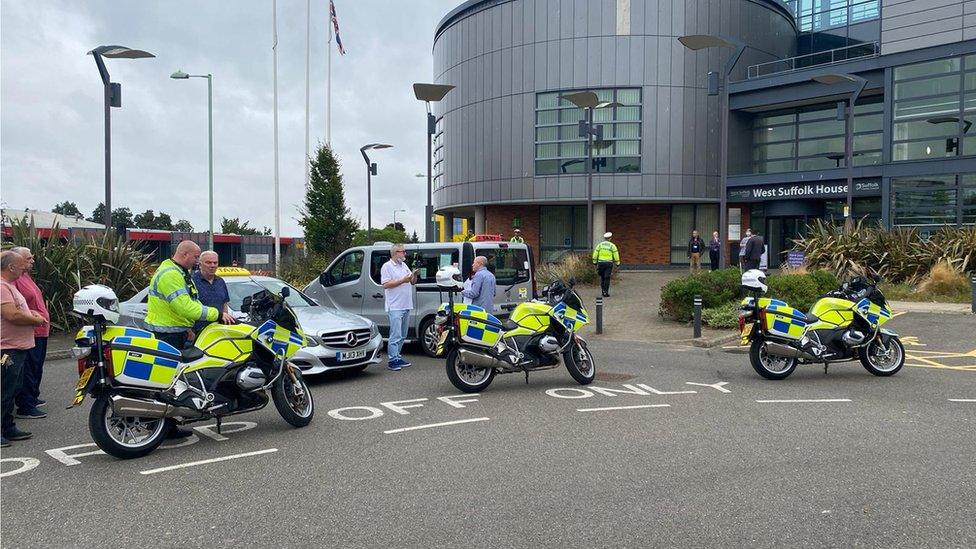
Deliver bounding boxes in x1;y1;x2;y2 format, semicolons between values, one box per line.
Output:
524;369;530;384
215;416;222;435
824;362;829;375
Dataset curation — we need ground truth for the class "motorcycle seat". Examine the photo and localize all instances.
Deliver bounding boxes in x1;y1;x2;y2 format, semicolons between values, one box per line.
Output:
805;312;819;324
180;347;204;362
501;319;519;331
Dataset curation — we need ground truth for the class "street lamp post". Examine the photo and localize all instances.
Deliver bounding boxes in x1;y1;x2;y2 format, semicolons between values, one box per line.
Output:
171;70;214;249
393;209;406;228
678;34;746;268
811;73;867;230
558;92;622;251
413;83;455;243
359;143;393;243
88;45;155;230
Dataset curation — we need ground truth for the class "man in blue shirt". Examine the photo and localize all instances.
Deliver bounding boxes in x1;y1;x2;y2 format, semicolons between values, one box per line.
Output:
191;251;235;335
462;256;496;313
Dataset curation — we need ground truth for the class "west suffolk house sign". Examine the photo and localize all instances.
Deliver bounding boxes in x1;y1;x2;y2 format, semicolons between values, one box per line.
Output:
728;181;880;201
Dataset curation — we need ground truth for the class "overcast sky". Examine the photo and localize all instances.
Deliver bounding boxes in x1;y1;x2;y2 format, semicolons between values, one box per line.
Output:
1;0;458;237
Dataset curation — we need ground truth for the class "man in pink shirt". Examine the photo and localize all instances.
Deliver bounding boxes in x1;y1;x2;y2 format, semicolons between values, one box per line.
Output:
11;247;50;419
1;251;45;447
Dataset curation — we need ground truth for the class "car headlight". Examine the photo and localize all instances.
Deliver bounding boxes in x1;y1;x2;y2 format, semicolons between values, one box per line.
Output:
305;334;320;347
370;322;379;338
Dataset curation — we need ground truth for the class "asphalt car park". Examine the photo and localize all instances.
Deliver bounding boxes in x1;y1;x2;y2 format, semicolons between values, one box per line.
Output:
2;325;974;548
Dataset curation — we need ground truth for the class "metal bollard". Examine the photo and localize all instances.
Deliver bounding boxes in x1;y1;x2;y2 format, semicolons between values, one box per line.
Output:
595;297;604;334
693;295;702;338
971;274;976;314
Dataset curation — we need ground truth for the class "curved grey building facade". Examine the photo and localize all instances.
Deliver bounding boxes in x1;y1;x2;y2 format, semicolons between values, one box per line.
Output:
431;0;796;264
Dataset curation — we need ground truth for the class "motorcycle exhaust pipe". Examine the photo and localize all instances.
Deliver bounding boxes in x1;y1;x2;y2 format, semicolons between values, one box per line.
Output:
110;395;203;419
764;342;818;362
457;348;503;370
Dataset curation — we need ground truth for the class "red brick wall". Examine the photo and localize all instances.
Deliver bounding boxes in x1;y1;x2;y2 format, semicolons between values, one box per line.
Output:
485;205;540;256
606;204;671;265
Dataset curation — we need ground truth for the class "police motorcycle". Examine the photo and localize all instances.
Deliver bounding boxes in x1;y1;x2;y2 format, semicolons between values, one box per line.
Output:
429;266;595;393
738;270;905;380
69;284;314;459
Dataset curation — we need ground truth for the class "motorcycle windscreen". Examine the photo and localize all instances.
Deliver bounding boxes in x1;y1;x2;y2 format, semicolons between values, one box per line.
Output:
109;336;181;388
856;298;893;327
552;301;589;332
762;304;807;340
456;305;503;347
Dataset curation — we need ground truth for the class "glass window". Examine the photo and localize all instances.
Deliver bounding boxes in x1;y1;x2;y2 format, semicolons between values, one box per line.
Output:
754;125;795;143
893;94;961;121
559;125;580;139
799;118;845;139
753;142;796;161
479;248;529;285
536;110;558;125
799;136;845;157
536;143;558;159
536;126;558;142
854;113;882;133
798;155;841;171
228;280;315;310
854;133;882;152
894;58;961;81
756;113;794;126
616;106;640;121
894;74;961;101
854;151;882;166
560;108;584;123
614;140;640;156
559;141;585;157
617;89;640;105
537;93;559;109
324;251;364;286
407;248;459;284
670;205;717;264
893;119;957;141
613;123;640;139
891;176;959;226
540;206;587;262
754;159;795;173
369;251;392;285
892;139;958;161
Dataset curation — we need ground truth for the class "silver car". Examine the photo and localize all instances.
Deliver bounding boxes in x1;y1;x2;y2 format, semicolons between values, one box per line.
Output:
119;275;382;375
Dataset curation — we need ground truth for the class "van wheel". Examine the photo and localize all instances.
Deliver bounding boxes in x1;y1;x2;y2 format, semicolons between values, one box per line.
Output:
419;317;440;357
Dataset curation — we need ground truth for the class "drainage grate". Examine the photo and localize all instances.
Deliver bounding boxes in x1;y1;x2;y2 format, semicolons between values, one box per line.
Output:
594;372;636;381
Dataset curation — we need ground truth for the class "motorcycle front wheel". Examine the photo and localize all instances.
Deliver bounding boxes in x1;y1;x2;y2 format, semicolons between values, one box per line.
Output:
272;370;314;427
89;396;167;459
749;339;797;380
859;336;905;376
445;348;495;393
563;338;595;385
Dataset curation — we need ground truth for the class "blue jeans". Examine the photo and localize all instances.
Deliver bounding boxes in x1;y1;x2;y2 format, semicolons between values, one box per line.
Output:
16;336;47;411
387;309;411;361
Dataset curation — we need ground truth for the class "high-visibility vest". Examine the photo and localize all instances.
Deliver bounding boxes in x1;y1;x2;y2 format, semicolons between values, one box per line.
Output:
592;241;619;264
510;236;524;243
145;259;219;333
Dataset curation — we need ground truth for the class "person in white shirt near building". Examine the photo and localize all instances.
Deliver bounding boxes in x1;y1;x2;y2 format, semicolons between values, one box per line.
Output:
380;243;418;371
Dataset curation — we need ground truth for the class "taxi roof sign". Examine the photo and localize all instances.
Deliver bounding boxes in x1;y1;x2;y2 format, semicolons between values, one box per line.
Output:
216;267;251;277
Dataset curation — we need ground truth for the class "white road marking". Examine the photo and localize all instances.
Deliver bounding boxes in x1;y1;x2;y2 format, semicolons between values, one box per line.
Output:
755;399;852;403
383;417;489;434
139;448;278;475
577;404;671;412
948;399;976;402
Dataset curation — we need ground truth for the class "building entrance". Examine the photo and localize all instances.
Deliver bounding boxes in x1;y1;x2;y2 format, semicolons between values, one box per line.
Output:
766;216;808;269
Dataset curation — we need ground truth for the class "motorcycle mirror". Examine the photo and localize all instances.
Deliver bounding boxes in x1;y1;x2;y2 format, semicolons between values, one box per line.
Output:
240;296;251;313
280;286;291;298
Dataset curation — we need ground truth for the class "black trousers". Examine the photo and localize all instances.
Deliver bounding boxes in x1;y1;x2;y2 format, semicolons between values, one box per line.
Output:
742;259;760;271
597;262;614;295
153;331;189;350
709;250;719;271
1;349;28;434
15;336;47;411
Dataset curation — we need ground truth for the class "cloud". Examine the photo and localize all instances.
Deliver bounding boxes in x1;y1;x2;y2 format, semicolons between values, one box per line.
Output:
1;0;456;237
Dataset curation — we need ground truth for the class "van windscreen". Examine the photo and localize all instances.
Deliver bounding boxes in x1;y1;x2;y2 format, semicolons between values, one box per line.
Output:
480;248;529;286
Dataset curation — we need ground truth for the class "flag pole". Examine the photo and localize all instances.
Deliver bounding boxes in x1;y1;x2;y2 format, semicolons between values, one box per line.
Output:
327;2;332;146
273;0;281;276
304;0;311;190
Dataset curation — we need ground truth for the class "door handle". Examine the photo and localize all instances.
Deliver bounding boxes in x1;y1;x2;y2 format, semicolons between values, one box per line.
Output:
352;293;362;298
372;293;384;299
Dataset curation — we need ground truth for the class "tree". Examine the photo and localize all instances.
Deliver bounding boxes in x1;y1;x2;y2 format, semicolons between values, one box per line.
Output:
385;222;406;232
133;210;174;230
52;201;82;217
297;143;360;255
87;203;134;227
409;230;420;243
220;216;263;236
351;226;407;247
173;219;194;232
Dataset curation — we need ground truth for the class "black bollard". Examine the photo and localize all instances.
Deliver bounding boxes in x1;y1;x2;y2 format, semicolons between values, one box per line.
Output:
693;295;702;338
595;297;604;334
971;274;975;314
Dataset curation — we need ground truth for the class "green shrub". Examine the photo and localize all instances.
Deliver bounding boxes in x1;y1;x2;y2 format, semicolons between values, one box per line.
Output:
766;273;820;312
279;253;333;289
659;268;739;321
537;253;599;285
701;302;740;329
806;269;839;296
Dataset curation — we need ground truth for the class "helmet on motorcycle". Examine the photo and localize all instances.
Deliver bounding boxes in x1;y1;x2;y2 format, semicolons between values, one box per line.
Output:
741;269;768;294
435;266;464;289
73;284;121;323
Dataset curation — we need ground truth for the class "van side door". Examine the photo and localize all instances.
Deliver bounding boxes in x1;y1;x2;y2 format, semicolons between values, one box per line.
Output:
314;250;365;313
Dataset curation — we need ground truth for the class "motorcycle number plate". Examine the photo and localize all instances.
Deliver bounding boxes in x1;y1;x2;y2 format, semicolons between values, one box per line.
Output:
436;331;450;355
76;367;94;390
740;323;753;344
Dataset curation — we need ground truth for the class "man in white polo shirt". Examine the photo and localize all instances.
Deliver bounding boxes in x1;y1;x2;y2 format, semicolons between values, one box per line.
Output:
380;243;418;371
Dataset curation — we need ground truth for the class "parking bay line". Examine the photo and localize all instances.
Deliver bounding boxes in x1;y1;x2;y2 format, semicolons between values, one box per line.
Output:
577;404;671;413
755;399;852;403
139;448;278;475
948;399;976;402
383;417;490;435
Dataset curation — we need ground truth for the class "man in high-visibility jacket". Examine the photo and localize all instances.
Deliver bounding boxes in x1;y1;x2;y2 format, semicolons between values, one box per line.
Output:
510;229;525;243
145;240;219;350
592;232;620;298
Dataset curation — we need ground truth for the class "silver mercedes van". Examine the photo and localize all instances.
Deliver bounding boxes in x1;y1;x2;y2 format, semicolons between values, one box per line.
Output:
303;241;536;356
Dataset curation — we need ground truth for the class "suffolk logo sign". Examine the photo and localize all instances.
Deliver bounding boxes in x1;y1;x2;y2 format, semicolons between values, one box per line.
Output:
728;181;880;201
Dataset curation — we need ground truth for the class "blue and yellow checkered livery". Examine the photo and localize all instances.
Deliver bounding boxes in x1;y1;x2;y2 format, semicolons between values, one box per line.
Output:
762;302;807;340
856;298;892;328
551;302;589;333
109;336;182;388
75;325;154;342
439;303;504;348
256;320;307;357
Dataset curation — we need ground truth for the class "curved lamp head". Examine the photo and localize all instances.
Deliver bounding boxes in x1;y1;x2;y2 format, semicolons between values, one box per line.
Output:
677;35;739;51
361;143;393;152
88;45;155;59
170;70;190;79
812;73;865;86
413;83;455;102
559;91;599;109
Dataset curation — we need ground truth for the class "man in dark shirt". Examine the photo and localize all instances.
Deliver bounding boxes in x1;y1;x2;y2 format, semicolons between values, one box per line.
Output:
191;251;235;335
687;230;705;274
743;230;766;271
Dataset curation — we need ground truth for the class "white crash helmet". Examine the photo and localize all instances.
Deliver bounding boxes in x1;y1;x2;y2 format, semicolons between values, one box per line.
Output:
741;269;768;294
73;284;120;323
435;266;464;290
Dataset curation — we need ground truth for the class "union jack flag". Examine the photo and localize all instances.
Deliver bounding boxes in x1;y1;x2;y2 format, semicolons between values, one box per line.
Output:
330;0;345;55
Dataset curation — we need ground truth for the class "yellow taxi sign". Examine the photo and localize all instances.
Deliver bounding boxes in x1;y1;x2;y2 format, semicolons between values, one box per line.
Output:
216;267;251;277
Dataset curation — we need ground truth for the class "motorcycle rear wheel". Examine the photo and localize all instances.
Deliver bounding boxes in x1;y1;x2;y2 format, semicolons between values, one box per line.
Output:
563;339;595;385
89;396;167;459
445;348;495;393
272;370;314;427
859;336;905;376
749;339;797;380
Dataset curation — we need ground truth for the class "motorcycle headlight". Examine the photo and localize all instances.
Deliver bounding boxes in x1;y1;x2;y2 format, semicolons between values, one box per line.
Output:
71;346;92;360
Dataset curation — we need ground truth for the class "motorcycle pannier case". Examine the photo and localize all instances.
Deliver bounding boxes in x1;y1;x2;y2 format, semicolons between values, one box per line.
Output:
455;304;503;348
762;303;808;340
109;336;182;389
